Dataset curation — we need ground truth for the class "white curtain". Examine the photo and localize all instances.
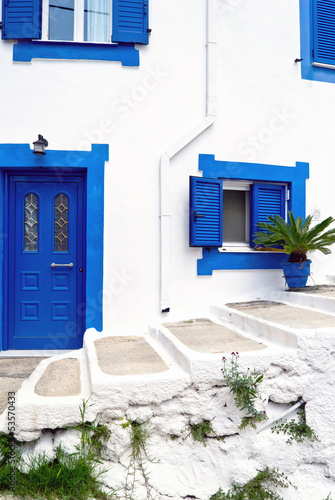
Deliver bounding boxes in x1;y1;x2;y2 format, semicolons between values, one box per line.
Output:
86;0;109;43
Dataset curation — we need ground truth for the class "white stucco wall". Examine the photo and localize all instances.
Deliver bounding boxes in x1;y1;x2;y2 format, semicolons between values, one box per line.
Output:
1;0;335;334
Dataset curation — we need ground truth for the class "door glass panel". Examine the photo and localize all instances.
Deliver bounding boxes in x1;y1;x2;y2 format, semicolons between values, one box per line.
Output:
54;194;69;252
24;193;39;252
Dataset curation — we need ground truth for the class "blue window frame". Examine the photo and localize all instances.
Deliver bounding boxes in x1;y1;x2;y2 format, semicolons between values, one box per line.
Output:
1;0;149;65
300;0;335;83
0;143;108;351
190;155;309;275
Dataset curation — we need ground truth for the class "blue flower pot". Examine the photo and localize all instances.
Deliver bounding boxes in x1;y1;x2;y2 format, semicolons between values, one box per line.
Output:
281;260;311;288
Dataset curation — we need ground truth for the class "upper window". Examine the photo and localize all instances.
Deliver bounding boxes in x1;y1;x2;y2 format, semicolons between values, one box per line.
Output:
1;0;149;46
300;0;335;83
45;0;111;43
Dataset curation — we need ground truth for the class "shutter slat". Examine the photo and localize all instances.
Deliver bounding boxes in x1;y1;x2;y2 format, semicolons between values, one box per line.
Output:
112;0;149;44
313;0;335;65
2;0;41;40
189;176;223;247
250;183;286;247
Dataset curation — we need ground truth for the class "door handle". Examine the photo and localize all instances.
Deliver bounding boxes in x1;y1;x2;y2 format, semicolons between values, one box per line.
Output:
51;263;74;268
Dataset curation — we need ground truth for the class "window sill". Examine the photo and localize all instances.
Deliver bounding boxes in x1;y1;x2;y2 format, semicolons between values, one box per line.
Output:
197;247;286;275
13;40;139;66
218;247;285;253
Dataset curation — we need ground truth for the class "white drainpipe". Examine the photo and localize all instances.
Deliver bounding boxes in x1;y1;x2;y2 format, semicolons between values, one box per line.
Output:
159;0;217;312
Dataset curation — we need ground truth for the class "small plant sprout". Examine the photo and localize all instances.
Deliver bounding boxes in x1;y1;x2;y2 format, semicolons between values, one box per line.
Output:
181;420;225;446
221;353;268;430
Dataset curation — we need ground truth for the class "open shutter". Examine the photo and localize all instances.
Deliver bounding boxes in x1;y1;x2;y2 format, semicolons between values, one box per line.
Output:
189;176;223;247
112;0;149;45
250;183;286;247
313;0;335;65
2;0;41;40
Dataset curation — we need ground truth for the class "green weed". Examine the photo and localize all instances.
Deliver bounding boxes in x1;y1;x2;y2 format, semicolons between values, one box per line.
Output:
210;467;294;499
222;353;268;429
0;399;117;499
182;420;225;446
67;398;111;457
271;406;319;445
122;418;156;499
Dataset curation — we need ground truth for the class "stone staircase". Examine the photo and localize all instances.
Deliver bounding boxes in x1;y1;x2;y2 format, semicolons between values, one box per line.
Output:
1;286;335;441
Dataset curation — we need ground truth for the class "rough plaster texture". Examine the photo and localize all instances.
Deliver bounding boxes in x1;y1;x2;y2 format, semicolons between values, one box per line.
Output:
1;295;335;498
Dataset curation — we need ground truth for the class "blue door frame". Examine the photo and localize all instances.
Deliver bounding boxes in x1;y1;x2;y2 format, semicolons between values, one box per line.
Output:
0;143;108;351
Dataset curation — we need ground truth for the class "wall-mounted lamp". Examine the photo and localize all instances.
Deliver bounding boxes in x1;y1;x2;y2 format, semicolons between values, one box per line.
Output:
33;134;48;156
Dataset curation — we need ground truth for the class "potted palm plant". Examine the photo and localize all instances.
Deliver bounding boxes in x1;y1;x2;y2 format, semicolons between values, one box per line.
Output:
253;211;335;288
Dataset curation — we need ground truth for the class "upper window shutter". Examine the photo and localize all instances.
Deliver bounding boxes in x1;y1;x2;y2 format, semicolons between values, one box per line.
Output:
250;183;286;247
2;0;42;40
189;176;223;247
112;0;149;45
313;0;335;65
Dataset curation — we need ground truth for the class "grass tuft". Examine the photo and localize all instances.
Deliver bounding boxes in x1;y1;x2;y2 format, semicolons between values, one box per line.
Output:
0;399;117;499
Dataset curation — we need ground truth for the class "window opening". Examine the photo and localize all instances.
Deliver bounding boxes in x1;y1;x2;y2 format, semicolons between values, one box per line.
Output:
220;181;287;250
24;193;39;252
84;0;110;43
49;0;74;41
45;0;111;42
222;190;250;245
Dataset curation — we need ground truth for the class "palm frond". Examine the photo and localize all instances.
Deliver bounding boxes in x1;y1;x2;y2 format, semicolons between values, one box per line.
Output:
252;211;335;260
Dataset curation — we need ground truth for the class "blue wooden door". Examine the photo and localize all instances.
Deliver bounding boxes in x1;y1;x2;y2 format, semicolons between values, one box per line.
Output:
8;175;86;350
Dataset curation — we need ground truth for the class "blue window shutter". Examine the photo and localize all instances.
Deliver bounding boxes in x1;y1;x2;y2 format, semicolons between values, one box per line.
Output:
2;0;41;40
112;0;149;45
313;0;335;65
189;176;223;247
250;183;286;247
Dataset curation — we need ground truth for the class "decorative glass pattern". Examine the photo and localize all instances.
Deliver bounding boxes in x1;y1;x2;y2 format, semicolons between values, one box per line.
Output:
24;193;39;252
54;194;69;252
